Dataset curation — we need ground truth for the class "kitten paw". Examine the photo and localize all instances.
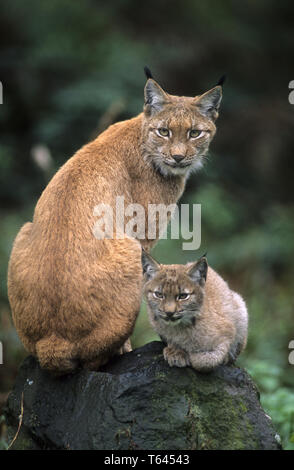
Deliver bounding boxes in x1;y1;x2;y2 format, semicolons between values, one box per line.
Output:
163;345;191;368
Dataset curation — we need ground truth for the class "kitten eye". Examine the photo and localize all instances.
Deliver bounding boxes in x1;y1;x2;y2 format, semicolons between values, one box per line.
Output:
189;129;203;139
153;291;164;299
177;293;190;300
157;128;170;138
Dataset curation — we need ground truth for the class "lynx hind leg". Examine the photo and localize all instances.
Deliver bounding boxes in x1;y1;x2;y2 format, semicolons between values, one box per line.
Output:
83;337;134;370
232;292;248;352
36;334;77;375
80;329;135;371
79;237;142;370
163;345;191;368
84;355;110;371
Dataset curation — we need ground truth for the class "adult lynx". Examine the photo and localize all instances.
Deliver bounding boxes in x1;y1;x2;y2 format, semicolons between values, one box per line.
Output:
8;70;222;373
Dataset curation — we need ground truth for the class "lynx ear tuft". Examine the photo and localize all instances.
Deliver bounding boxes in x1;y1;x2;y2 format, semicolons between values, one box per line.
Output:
144;79;168;115
141;249;160;281
215;74;226;87
195;86;222;121
144;66;154;80
187;256;208;286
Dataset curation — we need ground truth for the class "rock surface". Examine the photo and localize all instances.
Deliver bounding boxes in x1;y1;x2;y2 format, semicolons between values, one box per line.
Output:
4;341;281;450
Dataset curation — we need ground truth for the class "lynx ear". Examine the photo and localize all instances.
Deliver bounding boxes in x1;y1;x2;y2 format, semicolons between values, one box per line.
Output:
195;86;222;121
187;256;208;287
141;249;160;281
144;79;168;115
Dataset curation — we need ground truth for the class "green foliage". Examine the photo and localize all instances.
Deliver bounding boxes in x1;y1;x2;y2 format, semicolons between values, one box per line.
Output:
246;359;294;450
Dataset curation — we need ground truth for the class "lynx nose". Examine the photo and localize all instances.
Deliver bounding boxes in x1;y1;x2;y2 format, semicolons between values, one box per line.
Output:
165;311;175;318
172;154;185;164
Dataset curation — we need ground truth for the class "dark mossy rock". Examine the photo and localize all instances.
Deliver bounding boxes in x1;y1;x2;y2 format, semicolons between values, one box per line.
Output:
4;341;281;450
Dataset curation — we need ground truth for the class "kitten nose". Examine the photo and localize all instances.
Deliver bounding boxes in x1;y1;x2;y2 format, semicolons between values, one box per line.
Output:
172;154;185;163
165;311;175;319
165;304;176;317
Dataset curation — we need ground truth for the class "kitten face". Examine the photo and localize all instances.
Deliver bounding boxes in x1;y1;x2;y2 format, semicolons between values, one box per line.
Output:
141;79;222;177
142;251;208;327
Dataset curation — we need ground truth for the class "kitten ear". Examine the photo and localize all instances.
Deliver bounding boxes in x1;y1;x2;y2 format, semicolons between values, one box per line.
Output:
187;256;208;286
144;79;168;115
141;249;160;281
194;86;222;121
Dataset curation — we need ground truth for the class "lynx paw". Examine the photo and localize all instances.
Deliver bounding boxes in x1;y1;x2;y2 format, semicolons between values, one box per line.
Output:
118;338;132;355
163;345;191;368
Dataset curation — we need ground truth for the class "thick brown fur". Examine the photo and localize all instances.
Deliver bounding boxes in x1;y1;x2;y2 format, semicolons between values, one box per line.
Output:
142;251;248;372
7;76;222;373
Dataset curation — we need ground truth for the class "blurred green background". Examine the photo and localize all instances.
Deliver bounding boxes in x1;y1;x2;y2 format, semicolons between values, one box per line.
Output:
0;0;293;449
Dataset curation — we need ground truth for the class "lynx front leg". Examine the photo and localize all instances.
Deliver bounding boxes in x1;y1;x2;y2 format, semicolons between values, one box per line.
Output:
163;345;191;368
189;341;231;372
118;338;132;354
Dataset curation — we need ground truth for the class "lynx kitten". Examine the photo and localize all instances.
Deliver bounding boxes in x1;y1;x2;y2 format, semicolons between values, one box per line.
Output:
142;250;248;372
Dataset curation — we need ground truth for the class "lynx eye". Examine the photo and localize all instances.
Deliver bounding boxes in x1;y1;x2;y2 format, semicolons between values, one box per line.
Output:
157;128;170;138
177;293;190;300
189;129;203;139
153;291;164;299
